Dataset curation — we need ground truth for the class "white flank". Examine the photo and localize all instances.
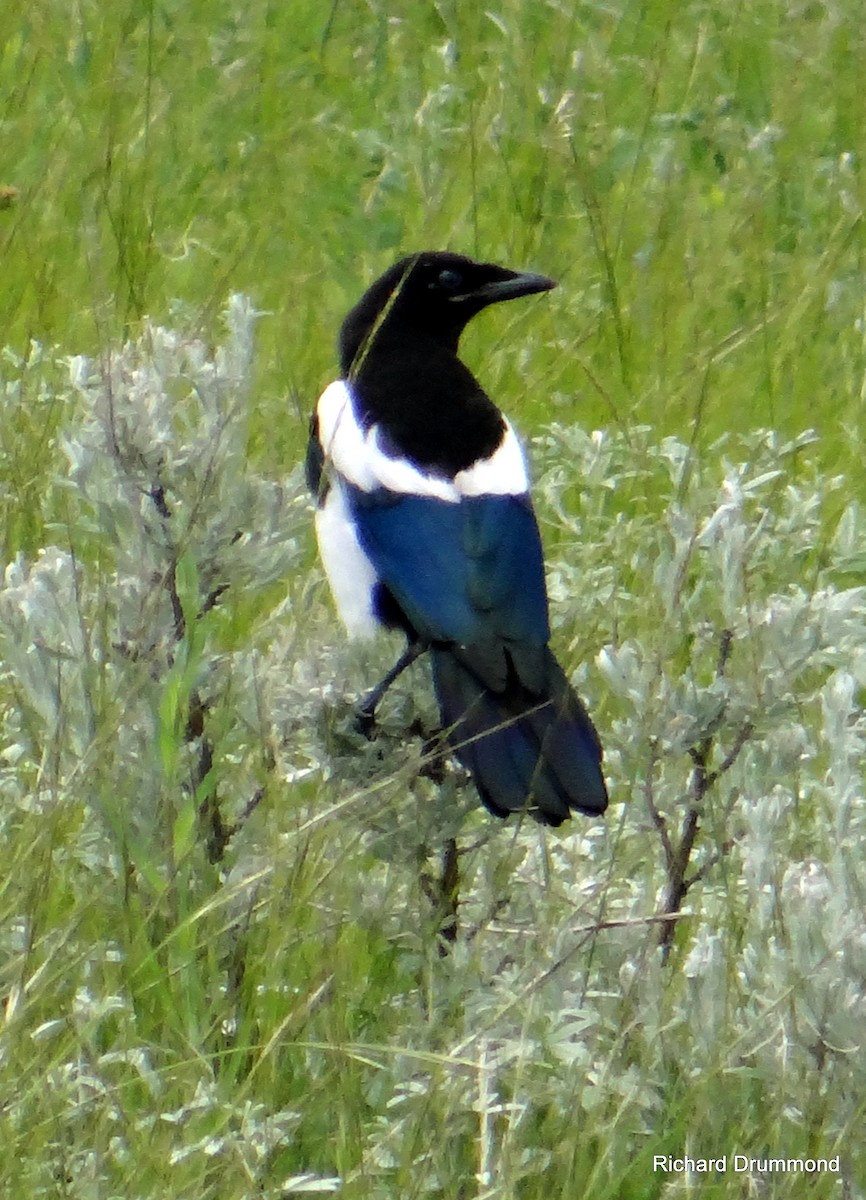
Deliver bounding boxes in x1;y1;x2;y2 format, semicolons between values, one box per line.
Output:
314;480;379;638
315;380;529;500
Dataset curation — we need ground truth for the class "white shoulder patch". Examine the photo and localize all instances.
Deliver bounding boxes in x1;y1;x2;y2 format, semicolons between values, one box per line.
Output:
316;380;377;492
315;381;529;502
454;419;528;496
368;427;458;501
316;379;459;501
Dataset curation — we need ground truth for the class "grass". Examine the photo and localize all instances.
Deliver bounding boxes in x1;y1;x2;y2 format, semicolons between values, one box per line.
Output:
1;1;865;1197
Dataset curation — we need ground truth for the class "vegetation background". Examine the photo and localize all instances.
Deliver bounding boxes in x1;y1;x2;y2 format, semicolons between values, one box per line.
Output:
1;1;864;1196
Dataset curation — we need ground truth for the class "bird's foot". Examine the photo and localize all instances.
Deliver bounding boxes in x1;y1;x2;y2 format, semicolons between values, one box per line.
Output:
353;641;428;740
354;701;379;740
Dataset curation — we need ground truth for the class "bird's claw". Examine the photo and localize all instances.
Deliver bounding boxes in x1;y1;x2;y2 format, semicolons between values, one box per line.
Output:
354;704;378;740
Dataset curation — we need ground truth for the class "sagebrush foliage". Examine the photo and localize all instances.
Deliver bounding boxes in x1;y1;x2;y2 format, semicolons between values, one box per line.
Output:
0;306;862;1197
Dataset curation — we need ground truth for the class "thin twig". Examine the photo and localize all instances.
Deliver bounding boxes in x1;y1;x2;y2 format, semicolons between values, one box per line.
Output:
642;740;673;867
705;721;754;789
655;628;752;961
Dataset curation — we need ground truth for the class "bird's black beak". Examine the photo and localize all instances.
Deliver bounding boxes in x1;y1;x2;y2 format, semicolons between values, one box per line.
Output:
461;270;557;305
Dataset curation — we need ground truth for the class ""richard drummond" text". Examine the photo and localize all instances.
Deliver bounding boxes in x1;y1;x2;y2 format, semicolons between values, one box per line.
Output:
653;1155;840;1174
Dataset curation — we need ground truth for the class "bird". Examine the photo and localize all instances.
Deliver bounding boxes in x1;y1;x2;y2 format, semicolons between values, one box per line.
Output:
306;251;607;826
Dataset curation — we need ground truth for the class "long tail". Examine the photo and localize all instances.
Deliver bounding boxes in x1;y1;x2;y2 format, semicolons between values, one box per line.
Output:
431;646;608;826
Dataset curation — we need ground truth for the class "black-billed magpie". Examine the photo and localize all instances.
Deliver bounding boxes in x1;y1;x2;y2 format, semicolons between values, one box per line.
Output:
307;251;607;826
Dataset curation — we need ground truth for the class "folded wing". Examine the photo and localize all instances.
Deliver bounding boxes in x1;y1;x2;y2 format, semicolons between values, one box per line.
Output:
346;483;608;823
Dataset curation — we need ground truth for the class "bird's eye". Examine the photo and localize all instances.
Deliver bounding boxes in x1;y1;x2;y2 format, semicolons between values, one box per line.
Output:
436;268;463;292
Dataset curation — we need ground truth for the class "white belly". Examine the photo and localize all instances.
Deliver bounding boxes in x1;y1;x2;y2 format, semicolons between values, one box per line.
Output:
314;481;380;638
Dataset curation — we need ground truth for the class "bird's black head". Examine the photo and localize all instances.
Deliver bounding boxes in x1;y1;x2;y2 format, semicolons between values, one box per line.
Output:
339;251;556;375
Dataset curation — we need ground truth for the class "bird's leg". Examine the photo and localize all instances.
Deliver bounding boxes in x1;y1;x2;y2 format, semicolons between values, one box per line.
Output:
356;640;427;737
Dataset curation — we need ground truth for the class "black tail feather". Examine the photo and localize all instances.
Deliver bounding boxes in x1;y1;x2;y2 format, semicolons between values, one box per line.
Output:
431;645;607;826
